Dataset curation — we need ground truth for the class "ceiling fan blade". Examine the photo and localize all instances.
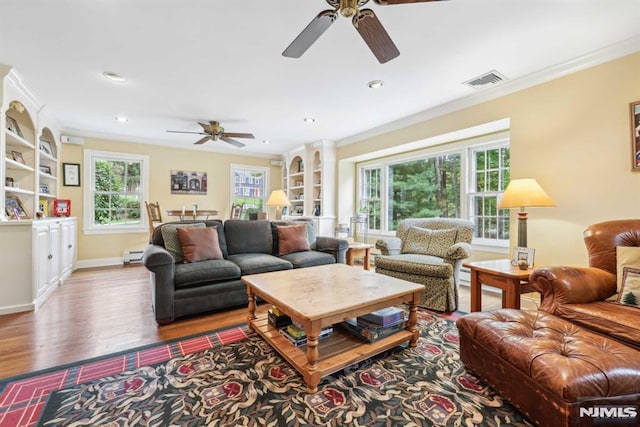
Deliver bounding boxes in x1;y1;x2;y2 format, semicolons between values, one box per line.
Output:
194;136;211;145
282;10;338;58
352;9;400;64
198;122;212;132
167;130;208;135
373;0;448;4
221;137;245;148
223;132;255;139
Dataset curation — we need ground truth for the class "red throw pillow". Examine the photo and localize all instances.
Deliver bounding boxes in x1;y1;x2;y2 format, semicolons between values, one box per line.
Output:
277;223;310;256
177;226;223;263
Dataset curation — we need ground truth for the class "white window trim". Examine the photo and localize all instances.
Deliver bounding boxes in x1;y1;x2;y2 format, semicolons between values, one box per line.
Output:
357;131;510;249
229;163;270;209
83;149;150;235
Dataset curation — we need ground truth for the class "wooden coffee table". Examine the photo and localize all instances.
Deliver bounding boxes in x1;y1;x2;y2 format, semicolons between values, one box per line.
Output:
243;263;423;393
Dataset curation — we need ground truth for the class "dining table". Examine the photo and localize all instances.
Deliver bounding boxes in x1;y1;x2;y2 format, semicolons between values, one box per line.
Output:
166;209;219;220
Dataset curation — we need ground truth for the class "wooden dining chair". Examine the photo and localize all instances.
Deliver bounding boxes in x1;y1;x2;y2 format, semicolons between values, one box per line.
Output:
145;201;163;239
230;203;244;219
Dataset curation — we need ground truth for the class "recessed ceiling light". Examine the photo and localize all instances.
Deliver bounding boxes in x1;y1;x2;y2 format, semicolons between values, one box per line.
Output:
262;140;271;144
115;116;128;122
103;71;127;82
367;80;384;89
303;117;316;123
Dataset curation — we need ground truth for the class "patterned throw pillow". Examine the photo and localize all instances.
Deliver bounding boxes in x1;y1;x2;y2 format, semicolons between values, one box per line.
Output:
277;223;310;256
427;229;459;258
616;247;640;293
618;266;640;308
402;226;432;255
177;226;223;263
160;222;206;263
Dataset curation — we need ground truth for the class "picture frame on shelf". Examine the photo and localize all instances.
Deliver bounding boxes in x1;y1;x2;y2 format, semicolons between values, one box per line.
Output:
39;183;49;194
39;199;48;216
5;195;28;219
5;177;14;187
5;116;23;137
39;139;54;157
53;199;71;217
39;165;52;175
631;100;640;171
511;246;535;268
63;163;81;186
11;150;25;164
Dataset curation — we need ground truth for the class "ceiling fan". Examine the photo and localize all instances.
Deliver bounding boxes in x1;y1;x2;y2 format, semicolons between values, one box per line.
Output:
166;121;254;147
282;0;446;64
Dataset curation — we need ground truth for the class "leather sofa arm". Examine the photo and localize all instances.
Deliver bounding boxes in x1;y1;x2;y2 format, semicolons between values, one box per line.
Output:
530;266;617;314
316;236;350;264
376;237;403;255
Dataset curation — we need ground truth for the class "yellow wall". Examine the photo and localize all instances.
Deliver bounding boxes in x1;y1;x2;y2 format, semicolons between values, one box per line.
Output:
337;53;640;267
60;138;281;263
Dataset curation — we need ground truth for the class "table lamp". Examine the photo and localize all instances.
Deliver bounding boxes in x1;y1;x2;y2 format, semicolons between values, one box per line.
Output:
266;190;291;220
498;178;555;248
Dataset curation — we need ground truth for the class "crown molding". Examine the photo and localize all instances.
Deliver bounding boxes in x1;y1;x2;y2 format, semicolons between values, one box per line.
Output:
336;35;640;147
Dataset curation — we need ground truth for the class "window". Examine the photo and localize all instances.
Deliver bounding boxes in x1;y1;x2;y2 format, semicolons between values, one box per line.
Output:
231;164;269;219
358;136;510;245
469;145;510;241
83;150;149;234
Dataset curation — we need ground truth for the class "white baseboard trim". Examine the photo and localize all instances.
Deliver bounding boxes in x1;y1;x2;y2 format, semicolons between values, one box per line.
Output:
0;302;34;315
76;257;123;269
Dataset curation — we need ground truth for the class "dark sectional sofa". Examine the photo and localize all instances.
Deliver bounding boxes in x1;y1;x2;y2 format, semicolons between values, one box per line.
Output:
143;218;348;324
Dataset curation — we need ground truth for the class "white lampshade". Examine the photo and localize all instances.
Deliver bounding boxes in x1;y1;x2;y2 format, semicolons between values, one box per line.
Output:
498;178;555;209
266;190;291;208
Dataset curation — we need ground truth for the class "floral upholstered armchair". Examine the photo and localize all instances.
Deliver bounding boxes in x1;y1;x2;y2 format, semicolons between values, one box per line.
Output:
375;218;473;312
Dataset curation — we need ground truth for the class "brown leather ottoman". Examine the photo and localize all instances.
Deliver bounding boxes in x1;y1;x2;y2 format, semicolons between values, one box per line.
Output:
456;309;640;427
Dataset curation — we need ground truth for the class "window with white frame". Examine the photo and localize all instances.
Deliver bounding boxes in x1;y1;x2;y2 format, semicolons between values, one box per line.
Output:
358;136;510;245
83;150;149;234
469;144;510;241
230;164;269;219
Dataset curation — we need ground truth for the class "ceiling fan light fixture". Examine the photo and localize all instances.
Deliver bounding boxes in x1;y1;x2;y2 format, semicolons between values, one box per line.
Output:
103;71;127;83
367;80;384;89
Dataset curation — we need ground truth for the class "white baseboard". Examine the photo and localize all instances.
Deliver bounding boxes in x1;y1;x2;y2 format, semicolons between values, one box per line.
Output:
76;257;123;269
0;302;34;315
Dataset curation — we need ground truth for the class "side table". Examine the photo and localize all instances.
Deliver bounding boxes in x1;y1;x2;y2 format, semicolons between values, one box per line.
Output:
463;259;535;312
346;243;374;270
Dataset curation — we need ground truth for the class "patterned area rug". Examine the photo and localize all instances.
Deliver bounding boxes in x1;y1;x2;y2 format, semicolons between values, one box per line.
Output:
1;310;533;426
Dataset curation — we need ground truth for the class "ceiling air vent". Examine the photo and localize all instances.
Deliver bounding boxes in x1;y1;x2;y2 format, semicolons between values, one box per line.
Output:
463;70;507;89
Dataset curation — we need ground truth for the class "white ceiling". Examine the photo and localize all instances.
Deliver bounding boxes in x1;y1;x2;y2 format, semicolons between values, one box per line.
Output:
1;0;639;157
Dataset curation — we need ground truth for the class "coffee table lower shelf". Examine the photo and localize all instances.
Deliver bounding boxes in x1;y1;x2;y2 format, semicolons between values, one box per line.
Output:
250;315;413;393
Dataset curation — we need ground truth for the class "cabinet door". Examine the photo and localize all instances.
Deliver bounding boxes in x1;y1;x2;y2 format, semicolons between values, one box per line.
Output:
35;226;50;296
48;223;61;288
60;220;76;279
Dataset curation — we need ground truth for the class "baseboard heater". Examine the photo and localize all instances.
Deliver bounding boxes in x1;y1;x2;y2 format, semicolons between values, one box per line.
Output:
123;250;144;264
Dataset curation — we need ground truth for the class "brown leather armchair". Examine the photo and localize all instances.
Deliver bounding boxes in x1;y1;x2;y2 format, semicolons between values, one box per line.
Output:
530;219;640;351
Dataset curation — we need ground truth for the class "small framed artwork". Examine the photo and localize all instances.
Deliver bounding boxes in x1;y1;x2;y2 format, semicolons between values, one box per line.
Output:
5;195;28;219
5;177;15;187
5;116;23;137
631;100;640;171
39;183;49;194
11;151;25;164
53;199;71;217
39;165;52;175
511;246;535;268
63;163;81;186
39;140;54;157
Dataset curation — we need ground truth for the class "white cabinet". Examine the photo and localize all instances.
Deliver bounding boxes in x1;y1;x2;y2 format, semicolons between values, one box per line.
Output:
0;218;77;314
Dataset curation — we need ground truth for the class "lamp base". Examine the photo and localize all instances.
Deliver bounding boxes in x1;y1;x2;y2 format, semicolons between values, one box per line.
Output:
517;210;528;248
274;206;283;221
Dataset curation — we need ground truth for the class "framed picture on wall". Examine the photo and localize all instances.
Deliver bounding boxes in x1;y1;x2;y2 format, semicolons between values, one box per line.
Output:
631;100;640;171
63;163;81;186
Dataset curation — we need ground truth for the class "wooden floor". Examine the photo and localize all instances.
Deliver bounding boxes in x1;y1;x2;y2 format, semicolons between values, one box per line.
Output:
0;265;265;379
0;264;538;380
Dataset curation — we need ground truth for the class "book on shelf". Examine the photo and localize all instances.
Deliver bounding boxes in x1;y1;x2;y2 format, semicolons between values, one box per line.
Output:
268;308;292;328
339;317;406;343
279;326;333;347
358;306;405;327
